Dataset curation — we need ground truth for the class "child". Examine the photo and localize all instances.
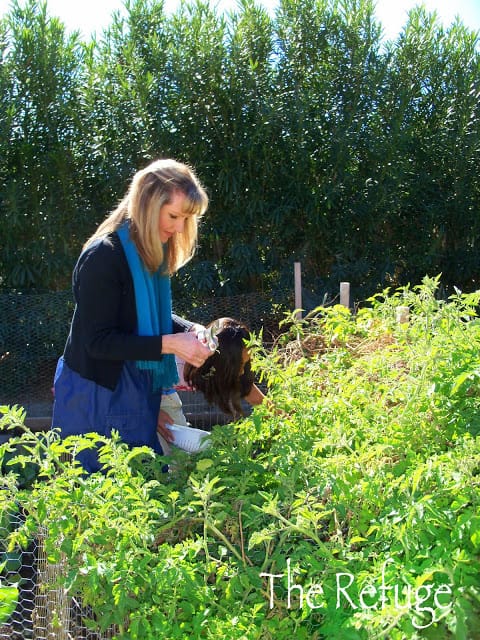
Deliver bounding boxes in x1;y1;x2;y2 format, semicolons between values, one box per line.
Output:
157;317;266;454
184;317;265;417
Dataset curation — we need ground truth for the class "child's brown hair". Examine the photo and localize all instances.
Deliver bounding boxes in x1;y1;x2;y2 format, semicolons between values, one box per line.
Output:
183;317;255;417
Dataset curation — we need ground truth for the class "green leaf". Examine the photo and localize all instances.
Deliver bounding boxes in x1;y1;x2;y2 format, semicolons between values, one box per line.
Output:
0;584;18;625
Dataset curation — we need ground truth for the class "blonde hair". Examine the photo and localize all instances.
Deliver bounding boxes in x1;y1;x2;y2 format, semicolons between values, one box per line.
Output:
84;159;209;274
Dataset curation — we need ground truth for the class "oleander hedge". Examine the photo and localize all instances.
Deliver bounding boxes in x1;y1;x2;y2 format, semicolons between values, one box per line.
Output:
0;0;479;301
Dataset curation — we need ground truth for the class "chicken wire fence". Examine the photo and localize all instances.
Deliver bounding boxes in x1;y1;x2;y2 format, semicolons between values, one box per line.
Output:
0;289;287;423
0;509;119;640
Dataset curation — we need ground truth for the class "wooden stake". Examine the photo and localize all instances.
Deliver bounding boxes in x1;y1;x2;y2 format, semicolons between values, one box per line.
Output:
340;282;350;308
396;306;410;324
294;262;302;319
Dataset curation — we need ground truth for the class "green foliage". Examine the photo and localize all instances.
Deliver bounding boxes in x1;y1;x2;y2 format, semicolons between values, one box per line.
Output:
0;0;87;290
1;280;479;638
0;0;479;300
0;584;18;626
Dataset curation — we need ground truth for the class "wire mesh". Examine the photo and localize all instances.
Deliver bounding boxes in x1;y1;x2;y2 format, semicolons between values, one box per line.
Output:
0;290;74;416
33;525;70;640
0;512;119;640
0;511;36;640
0;289;284;419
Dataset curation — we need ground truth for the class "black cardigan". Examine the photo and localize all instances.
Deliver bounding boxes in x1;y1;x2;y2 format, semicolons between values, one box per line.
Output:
63;232;192;390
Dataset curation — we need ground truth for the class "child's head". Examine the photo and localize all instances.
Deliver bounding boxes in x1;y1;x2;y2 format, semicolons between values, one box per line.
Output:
184;317;255;417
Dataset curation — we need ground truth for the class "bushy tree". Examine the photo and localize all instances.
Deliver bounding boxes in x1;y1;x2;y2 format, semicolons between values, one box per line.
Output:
0;0;86;290
0;0;479;303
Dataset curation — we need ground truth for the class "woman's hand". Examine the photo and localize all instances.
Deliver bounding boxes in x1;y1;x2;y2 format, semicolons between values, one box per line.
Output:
161;332;212;368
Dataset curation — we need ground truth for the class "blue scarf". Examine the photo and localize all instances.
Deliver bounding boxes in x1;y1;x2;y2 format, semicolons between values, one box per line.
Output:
117;221;179;391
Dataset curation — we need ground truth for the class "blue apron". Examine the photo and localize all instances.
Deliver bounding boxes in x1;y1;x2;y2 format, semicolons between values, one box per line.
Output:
51;357;163;473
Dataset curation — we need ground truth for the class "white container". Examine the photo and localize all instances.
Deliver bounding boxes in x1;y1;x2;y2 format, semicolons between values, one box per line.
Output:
166;424;211;453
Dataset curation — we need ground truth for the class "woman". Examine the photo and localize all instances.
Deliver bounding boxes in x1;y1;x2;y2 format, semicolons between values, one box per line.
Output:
51;159;212;472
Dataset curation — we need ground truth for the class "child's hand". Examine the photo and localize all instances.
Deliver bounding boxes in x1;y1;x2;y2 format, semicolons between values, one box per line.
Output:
157;410;175;442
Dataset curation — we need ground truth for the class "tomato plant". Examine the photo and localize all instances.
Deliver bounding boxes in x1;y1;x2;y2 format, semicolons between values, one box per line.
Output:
1;279;479;638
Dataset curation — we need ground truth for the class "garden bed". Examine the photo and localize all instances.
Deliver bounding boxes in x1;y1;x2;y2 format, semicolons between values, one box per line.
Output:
1;278;479;639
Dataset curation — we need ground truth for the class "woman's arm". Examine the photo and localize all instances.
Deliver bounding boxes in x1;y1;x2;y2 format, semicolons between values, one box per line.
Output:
74;239;210;366
161;333;211;369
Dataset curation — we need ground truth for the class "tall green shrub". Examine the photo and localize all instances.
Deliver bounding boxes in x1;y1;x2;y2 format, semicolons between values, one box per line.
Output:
79;0;173;206
197;0;278;295
272;0;388;294
0;0;478;301
0;0;86;290
376;7;480;289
